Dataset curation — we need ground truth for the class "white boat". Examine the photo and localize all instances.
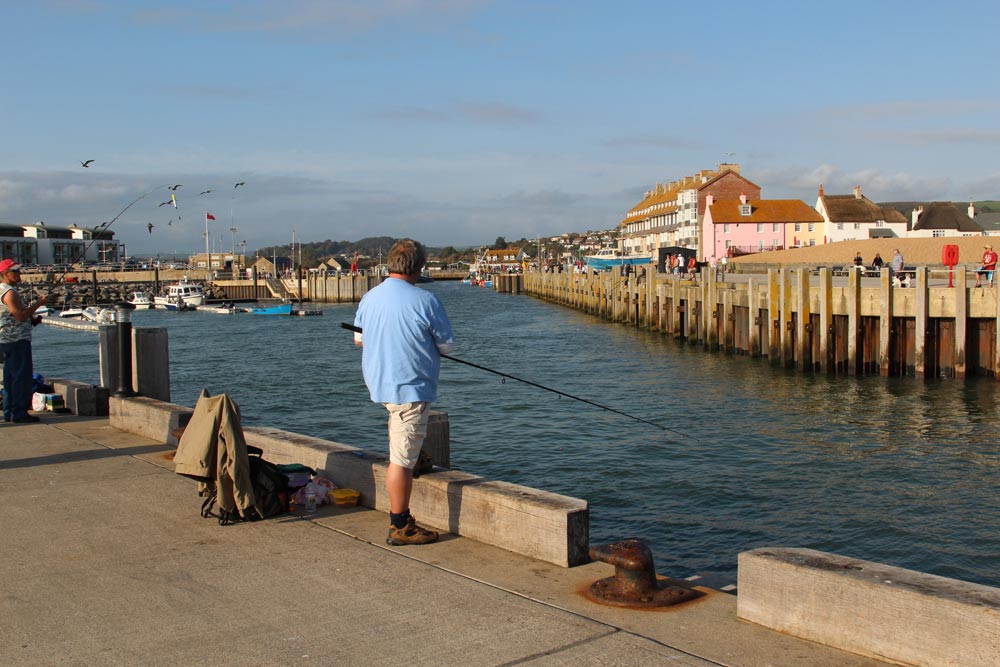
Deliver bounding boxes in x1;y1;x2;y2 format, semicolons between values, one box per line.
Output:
155;279;206;308
127;291;154;309
584;247;652;271
58;308;85;318
82;306;116;324
197;303;237;315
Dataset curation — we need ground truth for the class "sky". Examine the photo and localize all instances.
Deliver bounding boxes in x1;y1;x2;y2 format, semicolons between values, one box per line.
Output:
3;0;1000;256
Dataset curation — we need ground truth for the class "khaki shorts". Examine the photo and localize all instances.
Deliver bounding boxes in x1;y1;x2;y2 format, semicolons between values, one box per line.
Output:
383;401;430;469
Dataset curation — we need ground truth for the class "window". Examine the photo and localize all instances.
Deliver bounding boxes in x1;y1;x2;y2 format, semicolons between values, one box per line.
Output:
773;223;779;232
809;239;816;246
837;223;843;230
808;223;814;232
723;224;730;233
795;223;801;232
758;240;764;250
756;223;763;232
854;223;861;229
739;204;752;216
933;230;946;238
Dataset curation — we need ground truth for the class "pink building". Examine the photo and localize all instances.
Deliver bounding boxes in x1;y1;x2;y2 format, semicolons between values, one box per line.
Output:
703;193;824;260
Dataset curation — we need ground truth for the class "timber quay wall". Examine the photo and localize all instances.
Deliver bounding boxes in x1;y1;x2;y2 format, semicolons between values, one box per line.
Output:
524;268;1000;380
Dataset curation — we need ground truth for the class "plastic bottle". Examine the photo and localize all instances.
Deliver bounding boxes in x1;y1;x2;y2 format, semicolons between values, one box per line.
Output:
305;488;317;513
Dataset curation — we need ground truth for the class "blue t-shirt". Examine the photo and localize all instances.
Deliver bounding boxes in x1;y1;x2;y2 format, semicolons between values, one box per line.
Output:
354;278;454;404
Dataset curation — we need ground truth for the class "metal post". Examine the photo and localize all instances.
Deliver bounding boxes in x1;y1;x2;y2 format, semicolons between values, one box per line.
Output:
114;305;135;397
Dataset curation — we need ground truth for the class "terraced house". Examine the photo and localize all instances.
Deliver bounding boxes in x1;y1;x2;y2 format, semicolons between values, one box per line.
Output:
702;193;823;260
619;163;760;261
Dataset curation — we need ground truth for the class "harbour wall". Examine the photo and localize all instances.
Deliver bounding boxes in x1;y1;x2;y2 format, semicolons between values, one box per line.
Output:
524;267;1000;379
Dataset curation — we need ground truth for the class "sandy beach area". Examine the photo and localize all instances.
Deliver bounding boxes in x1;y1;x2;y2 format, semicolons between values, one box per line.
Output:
729;235;995;269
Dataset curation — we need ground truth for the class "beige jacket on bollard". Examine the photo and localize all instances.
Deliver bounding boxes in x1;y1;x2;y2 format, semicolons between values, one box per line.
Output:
174;392;256;517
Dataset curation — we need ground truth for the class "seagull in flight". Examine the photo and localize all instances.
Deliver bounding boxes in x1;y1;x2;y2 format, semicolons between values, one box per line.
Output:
147;222;155;234
234;181;246;189
167;218;173;226
80;159;95;168
168;184;182;191
158;200;172;207
199;189;214;195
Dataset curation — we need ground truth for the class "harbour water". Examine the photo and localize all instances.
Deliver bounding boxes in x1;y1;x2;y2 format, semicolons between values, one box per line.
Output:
33;281;1000;587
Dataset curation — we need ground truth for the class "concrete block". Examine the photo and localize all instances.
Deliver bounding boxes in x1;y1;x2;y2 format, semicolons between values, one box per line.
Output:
423;410;450;468
244;426;589;567
737;547;1000;667
109;396;193;446
51;378;111;417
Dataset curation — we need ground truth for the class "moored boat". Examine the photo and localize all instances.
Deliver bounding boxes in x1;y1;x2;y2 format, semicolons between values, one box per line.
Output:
197;302;237;315
249;303;293;316
155;279;206;308
127;291;154;309
584;247;652;271
81;306;115;323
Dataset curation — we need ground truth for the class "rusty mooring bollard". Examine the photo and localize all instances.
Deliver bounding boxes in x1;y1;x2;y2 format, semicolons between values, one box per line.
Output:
585;539;703;609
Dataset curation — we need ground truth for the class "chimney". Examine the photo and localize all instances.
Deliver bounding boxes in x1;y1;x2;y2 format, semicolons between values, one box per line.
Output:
969;201;976;219
706;194;715;207
739;192;748;205
854;185;862;199
912;205;923;226
818;184;824;197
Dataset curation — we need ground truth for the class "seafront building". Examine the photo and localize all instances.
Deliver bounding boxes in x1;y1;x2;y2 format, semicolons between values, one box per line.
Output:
615;167;992;264
701;193;823;260
0;222;120;266
814;185;909;244
619;164;761;262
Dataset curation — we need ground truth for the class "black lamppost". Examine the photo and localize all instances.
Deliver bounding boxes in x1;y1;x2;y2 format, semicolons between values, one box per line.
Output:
114;305;135;397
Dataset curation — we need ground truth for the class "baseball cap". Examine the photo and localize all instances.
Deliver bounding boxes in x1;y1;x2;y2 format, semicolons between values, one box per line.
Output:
0;259;20;272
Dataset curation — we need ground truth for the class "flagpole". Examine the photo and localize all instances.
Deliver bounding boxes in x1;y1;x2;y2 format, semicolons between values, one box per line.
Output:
204;211;210;275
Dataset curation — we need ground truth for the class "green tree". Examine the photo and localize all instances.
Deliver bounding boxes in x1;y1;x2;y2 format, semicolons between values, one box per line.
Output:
492;236;507;250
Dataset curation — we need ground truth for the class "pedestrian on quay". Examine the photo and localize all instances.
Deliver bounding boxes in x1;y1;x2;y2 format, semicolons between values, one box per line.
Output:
977;244;997;287
0;259;47;423
872;253;884;270
353;239;455;546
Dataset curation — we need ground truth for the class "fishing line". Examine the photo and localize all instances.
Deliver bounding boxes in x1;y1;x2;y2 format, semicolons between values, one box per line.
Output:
52;182;174;286
341;322;679;435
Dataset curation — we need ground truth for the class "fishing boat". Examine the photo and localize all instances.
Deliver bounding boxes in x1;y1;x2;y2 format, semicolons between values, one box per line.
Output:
583;247;652;271
57;308;85;318
127;291;154;309
154;279;206;308
249;303;293;316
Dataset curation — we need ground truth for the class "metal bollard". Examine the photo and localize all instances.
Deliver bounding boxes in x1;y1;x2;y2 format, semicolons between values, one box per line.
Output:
113;305;136;397
585;538;703;609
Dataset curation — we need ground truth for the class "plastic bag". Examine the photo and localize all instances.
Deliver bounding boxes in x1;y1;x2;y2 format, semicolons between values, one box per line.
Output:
292;477;336;506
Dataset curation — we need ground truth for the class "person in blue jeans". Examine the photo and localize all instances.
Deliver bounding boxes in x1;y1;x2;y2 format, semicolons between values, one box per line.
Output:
0;259;47;423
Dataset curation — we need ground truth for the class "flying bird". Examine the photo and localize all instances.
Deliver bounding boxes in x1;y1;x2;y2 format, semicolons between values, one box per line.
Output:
168;184;182;191
158;200;172;207
147;223;154;234
80;159;95;168
234;181;246;189
199;189;214;195
167;218;173;226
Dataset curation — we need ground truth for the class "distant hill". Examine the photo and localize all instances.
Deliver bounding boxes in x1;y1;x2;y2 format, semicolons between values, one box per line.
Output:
253;237;479;267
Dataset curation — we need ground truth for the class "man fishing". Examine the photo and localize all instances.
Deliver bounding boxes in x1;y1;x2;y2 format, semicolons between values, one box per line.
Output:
353;239;454;545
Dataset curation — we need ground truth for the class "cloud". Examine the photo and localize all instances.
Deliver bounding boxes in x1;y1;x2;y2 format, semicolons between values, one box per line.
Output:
816;99;998;121
753;164;950;202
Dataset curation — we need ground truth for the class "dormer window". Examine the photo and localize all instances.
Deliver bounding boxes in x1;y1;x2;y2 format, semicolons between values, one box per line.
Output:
739;204;751;217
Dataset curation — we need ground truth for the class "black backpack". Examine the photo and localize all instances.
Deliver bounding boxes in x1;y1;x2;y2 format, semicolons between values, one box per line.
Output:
203;445;290;525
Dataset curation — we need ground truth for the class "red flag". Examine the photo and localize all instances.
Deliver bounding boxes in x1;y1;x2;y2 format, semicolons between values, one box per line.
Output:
206;212;216;221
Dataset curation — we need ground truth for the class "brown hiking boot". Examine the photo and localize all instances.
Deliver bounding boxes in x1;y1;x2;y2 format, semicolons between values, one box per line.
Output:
386;516;439;546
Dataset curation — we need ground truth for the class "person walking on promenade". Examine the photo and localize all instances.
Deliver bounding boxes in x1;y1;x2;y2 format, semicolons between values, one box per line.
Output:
872;253;884;270
353;239;455;546
891;249;904;273
977;244;997;287
0;259;47;423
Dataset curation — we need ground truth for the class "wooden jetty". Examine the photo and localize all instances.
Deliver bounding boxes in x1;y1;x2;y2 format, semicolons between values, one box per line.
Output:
523;268;1000;379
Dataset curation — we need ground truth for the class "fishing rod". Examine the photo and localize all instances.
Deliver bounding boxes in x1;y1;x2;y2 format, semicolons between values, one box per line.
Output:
341;322;679;435
52;182;174;286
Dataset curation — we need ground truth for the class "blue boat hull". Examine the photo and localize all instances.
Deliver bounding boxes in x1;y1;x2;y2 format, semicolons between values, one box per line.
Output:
250;303;293;316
